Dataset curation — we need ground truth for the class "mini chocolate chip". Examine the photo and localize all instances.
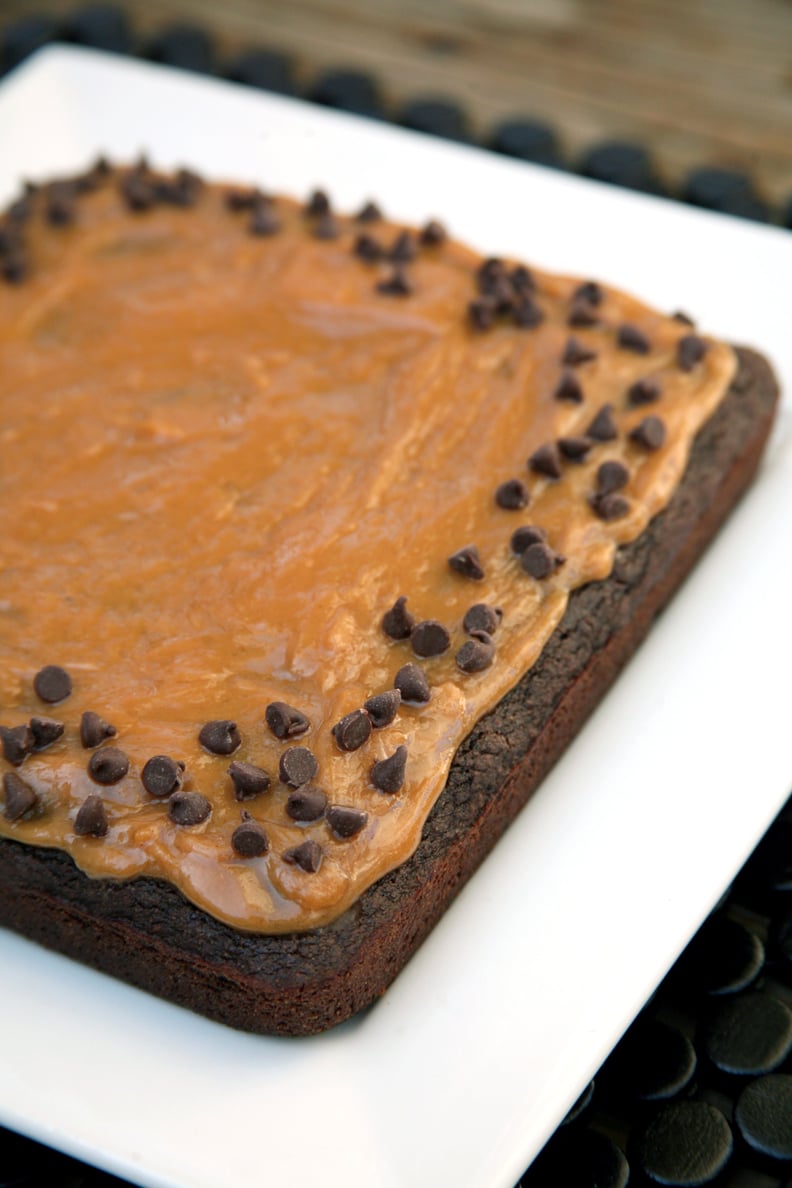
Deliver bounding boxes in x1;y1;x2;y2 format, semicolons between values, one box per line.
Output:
574;280;603;306
120;171;155;212
279;746;319;787
250;204;281;236
591;492;631;521
46;184;76;227
2;250;28;285
74;794;108;838
528;443;562;479
156;170;201;207
382;595;415;641
8;194;32;223
510;525;547;554
353;233;383;262
88;747;129;785
326;805;368;839
377;267;411;296
617;323;651;353
142;755;184;798
513;296;544;328
495;478;529;510
33;664;72;704
678;334;708;371
586;404;619;441
630;415;666;451
522;542;559;579
169;792;211;827
305;189;330;217
29;716;64;751
371;744;408;794
332;709;372;752
558;436;592;461
313;211;339;240
477;257;505;287
457;632;495;673
232;815;269;857
627;377;661;406
286;787;327;822
3;771;37;822
554;370;584;403
199;719;241;756
448;545;485;580
569;298;599;327
597;460;630;495
672;310;696;326
410;620;451;658
389;231;416;262
563;336;597;366
420;219;446;246
468;296;497;330
228;761;270;800
265;701;310;740
80;711;117;749
485;274;516;312
364;689;402;728
463;603;502;635
283;840;322;873
0;724;34;766
510;265;535;293
394;663;431;704
225;187;260;211
356;200;382;223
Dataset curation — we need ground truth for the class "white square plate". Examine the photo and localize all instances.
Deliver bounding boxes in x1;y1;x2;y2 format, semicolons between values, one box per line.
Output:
1;46;791;1188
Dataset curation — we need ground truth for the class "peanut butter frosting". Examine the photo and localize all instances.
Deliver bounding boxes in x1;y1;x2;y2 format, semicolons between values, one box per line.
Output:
0;162;735;932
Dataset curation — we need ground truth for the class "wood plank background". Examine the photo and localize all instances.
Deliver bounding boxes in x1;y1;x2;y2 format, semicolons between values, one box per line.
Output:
5;0;792;206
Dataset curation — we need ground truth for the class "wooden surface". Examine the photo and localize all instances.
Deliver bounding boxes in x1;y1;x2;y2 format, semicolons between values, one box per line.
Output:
5;0;792;205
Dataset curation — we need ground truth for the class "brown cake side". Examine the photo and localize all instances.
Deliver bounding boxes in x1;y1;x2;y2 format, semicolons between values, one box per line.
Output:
0;346;779;1035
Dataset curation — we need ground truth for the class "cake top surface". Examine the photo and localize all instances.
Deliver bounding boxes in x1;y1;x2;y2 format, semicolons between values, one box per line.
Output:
0;163;734;931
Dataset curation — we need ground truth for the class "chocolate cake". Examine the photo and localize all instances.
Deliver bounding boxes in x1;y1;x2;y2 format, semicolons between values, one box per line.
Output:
0;161;779;1034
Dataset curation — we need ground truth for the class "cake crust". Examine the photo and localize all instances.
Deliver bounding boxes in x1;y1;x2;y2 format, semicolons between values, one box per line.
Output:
0;346;778;1035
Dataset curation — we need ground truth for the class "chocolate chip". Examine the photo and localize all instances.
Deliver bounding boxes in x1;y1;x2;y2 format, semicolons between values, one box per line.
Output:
586;403;619;441
163;168;202;207
554;370;584;403
528;443;562;480
513;296;544;328
2;250;28;285
477;257;505;289
3;771;37;822
591;492;631;521
394;663;431;704
563;336;597;366
456;632;495;673
46;183;76;227
313;211;339;240
356;200;382;223
228;761;270;800
225;187;260;211
232;814;269;857
169;792;211;827
364;689;402;728
198;720;241;756
265;701;310;740
468;296;497;330
510;265;535;294
371;744;408;793
597;460;630;495
283;840;322;872
420;219;446;246
495;479;529;510
448;545;485;581
574;280;603;306
629;415;666;451
382;595;415;641
119;170;156;212
569;298;599;327
279;746;319;787
326;805;368;839
332;710;372;752
353;233;383;262
80;711;117;749
677;334;708;371
88;747;129;785
0;724;34;766
558;435;592;461
484;274;516;312
463;603;502;635
305;189;330;217
672;310;696;327
411;620;451;658
29;716;64;751
142;755;184;798
389;231;416;262
521;541;560;579
286;787;327;822
627;377;661;407
617;323;651;353
377;267;411;296
510;525;547;554
33;664;72;704
249;203;281;236
74;794;108;838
